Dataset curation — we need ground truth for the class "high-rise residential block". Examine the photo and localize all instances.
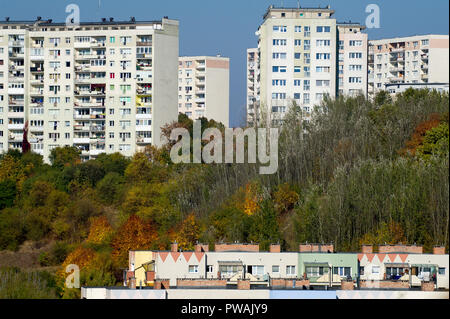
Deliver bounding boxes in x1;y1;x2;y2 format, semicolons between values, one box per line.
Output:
178;55;229;127
337;23;368;97
368;35;449;98
0;17;179;162
249;6;367;126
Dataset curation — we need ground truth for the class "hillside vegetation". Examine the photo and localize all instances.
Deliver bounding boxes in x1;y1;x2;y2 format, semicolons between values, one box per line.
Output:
0;88;448;298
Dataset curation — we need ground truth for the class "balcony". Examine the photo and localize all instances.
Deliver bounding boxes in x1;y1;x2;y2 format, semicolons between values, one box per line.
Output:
135;125;152;131
136;137;152;144
30;66;44;73
8;112;25;118
73;137;91;144
136;41;152;46
74;125;91;132
73;114;91;120
136;113;152;119
8;123;24;130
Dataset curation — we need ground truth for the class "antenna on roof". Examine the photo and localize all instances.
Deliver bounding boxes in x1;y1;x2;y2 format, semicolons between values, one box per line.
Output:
36;16;42;21
109;17;114;22
5;17;10;22
101;18;106;22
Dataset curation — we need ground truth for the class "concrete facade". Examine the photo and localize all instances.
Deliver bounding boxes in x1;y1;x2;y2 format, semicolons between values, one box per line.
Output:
178;56;229;127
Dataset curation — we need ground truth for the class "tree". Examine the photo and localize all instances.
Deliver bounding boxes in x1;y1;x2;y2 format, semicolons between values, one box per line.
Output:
111;215;158;267
175;213;202;250
0;180;16;209
49;146;81;169
86;216;113;244
96;172;125;204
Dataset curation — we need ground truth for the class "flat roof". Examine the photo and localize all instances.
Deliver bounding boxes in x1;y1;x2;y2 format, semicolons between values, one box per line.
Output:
0;18;176;27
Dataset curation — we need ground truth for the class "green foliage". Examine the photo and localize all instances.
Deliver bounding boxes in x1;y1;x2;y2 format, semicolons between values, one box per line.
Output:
49;146;81;169
0;267;59;299
417;122;449;160
0;179;16;209
0;208;25;251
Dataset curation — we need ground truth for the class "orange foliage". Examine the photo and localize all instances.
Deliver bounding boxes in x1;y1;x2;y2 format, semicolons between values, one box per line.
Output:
273;183;299;215
57;246;96;280
86;216;113;244
111;214;158;266
401;113;442;156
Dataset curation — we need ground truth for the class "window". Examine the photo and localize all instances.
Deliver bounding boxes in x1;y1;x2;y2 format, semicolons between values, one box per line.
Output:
316;39;331;47
294;66;301;73
272;79;286;86
294;39;301;46
272;265;280;273
334;267;351;276
207;265;213;273
286;266;296;275
294;80;301;86
316;53;331;60
349;64;362;71
295;26;301;32
349;52;363;59
316;26;331;33
188;265;199;273
439;268;446;275
110;36;115;43
272;52;287;59
359;266;365;276
272;66;286;73
349;77;362;83
349;40;363;46
273;39;287;46
316;80;330;87
248;265;264;276
294;52;301;59
273;26;287;32
372;266;380;274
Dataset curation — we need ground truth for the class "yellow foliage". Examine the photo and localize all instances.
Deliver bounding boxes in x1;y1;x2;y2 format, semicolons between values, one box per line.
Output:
175;213;201;250
86;216;113;244
243;182;261;216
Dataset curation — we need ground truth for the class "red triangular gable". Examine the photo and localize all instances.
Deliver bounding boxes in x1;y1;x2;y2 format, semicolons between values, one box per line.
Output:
388;254;397;263
171;252;181;262
399;254;408;263
357;253;364;261
159;252;169;263
377;254;386;263
182;252;193;262
366;254;375;262
194;252;204;262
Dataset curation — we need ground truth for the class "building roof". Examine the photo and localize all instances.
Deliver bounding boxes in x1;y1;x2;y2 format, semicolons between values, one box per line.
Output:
0;17;174;27
263;5;335;20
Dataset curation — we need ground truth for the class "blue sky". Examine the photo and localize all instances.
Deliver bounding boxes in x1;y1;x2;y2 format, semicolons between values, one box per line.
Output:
2;0;449;126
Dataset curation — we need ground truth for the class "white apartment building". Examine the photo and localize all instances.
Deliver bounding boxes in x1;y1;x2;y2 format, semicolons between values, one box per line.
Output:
368;34;449;98
0;17;179;162
178;56;229;127
249;6;367;126
337;23;368;97
246;48;260;126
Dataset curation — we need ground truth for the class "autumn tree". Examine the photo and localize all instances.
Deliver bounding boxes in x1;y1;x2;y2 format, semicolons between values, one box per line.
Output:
111;214;158;267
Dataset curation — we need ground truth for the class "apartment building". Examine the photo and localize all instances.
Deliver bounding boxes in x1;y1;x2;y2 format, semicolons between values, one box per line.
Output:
246;48;260;126
178;55;229;127
249;6;367;126
368;34;449;98
0;17;179;162
337;22;368;97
